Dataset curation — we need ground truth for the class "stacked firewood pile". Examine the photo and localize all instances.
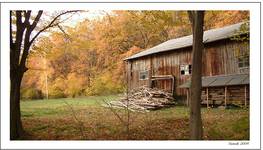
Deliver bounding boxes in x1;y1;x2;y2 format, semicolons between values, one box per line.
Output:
103;86;176;112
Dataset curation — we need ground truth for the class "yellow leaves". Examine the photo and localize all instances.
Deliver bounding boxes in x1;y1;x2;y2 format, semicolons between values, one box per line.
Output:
86;71;125;96
65;73;86;97
204;11;249;30
22;10;250;99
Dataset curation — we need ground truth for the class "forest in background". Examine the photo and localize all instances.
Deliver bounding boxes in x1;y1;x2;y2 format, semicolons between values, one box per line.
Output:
20;10;249;99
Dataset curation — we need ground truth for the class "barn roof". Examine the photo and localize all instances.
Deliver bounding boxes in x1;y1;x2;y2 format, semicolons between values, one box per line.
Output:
125;22;248;60
178;73;249;88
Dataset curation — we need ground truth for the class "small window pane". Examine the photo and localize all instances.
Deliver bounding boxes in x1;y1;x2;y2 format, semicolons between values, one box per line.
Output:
244;61;249;67
180;64;191;75
238;55;249;68
238;62;243;68
139;71;149;80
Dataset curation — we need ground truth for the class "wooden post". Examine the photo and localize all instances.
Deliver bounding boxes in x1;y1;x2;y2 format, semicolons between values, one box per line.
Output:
225;86;227;108
148;56;153;88
206;87;209;108
186;88;189;107
172;76;176;98
244;85;247;107
130;61;133;90
126;61;130;93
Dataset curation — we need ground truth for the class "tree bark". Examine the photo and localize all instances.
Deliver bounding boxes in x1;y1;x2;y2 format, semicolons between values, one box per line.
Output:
10;69;24;140
188;11;205;140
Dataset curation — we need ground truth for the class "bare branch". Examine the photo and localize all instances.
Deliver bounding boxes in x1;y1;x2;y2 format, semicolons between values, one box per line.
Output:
24;11;33;46
10;11;13;47
13;11;26;66
102;99;126;125
24;11;31;26
29;10;79;45
57;25;71;40
30;10;43;30
19;11;40;69
62;99;87;139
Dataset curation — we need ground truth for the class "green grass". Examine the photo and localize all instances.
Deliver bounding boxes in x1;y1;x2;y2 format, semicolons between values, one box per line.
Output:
21;95;117;117
20;95;249;140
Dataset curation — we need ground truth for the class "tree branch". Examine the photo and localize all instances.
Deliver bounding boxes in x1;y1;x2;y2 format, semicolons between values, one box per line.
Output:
57;25;71;41
30;10;43;30
20;11;35;68
29;10;79;45
13;11;26;67
24;11;31;26
10;11;14;48
24;11;33;46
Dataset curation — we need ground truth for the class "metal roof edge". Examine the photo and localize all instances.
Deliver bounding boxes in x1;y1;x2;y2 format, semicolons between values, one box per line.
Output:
124;21;249;61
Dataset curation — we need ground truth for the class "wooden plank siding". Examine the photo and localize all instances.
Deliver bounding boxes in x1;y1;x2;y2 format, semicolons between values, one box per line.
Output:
127;39;249;96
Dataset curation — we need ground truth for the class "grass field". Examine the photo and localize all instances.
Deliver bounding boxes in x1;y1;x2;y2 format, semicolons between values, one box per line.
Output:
20;95;249;140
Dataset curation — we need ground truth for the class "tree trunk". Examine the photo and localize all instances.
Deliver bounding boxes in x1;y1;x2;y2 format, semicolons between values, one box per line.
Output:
10;10;76;140
189;11;205;140
10;69;24;140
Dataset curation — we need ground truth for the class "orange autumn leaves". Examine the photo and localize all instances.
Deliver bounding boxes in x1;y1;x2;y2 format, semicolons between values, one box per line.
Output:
21;10;249;99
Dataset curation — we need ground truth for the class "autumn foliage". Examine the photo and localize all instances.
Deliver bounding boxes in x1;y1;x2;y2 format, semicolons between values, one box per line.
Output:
21;10;249;99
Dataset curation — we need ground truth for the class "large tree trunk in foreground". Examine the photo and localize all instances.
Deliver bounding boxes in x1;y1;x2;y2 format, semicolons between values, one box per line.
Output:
10;10;42;140
10;70;24;139
188;11;205;140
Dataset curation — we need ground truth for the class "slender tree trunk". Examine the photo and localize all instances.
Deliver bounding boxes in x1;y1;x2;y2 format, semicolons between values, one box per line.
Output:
189;11;205;140
10;68;24;140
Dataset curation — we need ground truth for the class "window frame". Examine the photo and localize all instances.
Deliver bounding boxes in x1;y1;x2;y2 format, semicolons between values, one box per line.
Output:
238;54;249;69
180;64;192;76
139;70;149;80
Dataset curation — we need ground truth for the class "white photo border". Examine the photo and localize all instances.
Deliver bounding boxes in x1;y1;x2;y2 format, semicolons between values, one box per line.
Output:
0;2;261;149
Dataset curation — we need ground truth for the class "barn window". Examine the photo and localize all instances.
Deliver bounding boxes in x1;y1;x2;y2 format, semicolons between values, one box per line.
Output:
235;44;249;69
180;64;192;75
238;55;249;68
139;70;149;80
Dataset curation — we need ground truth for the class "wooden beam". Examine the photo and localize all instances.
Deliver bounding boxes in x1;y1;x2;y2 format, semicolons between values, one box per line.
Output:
206;87;209;108
244;85;247;107
151;75;174;79
126;61;130;92
186;89;189;107
224;86;227;108
148;56;153;88
172;76;176;98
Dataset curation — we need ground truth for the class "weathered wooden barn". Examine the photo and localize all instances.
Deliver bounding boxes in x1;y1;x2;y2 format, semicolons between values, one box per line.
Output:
124;22;249;107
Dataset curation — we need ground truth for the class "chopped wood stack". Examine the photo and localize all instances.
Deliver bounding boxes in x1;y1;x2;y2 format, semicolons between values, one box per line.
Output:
104;86;176;112
200;86;249;106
